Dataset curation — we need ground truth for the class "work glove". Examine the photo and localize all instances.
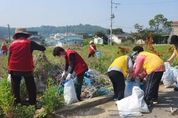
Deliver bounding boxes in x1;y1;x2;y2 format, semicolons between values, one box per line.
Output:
130;78;135;82
66;73;72;80
61;71;66;78
166;60;170;63
139;77;143;82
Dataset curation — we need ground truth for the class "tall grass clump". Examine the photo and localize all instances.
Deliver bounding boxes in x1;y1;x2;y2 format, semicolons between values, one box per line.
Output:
0;78;15;117
37;78;64;118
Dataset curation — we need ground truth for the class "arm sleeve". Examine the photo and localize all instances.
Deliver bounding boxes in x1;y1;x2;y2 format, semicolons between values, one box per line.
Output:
168;48;176;62
127;57;133;73
68;53;76;74
132;55;145;78
64;61;69;71
30;41;46;53
90;45;95;51
140;70;147;79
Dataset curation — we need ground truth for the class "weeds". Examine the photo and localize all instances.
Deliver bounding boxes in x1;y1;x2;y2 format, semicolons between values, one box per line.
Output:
37;78;64;118
0;79;15;117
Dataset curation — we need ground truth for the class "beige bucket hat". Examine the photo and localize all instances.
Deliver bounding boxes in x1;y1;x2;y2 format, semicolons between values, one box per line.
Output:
12;28;31;39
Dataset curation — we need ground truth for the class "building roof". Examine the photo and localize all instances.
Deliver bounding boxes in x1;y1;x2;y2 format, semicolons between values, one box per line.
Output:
58;36;84;43
0;37;7;41
173;21;178;25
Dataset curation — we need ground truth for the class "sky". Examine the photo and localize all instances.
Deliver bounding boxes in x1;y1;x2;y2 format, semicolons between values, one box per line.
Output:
0;0;178;33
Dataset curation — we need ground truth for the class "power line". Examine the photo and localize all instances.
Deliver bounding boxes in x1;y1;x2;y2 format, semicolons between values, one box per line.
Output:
120;0;178;5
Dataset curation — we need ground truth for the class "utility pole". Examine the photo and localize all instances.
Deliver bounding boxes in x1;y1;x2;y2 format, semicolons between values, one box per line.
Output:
110;0;113;45
110;0;119;45
66;25;68;46
7;24;10;42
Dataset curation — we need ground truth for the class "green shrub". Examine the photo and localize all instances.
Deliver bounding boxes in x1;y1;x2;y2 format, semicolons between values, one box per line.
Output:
0;79;15;117
38;78;64;118
13;104;35;118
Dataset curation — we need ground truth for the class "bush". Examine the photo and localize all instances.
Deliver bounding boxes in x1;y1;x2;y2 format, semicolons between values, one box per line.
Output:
0;79;15;117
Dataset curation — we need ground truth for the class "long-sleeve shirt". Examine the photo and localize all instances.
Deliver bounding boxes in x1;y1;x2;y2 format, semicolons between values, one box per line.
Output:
132;52;165;79
64;53;76;74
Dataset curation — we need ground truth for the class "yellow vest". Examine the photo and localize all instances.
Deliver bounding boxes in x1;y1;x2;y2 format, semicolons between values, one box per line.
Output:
139;51;164;74
109;55;128;78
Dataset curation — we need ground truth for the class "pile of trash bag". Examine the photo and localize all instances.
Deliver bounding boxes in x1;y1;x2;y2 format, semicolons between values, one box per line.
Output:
161;62;178;88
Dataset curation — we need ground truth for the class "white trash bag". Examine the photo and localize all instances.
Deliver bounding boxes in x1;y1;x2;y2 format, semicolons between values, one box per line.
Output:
161;62;174;88
64;79;79;105
116;86;149;117
124;79;139;97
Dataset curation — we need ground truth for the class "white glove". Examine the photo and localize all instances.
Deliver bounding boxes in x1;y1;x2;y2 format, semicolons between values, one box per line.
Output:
66;73;72;80
61;71;66;78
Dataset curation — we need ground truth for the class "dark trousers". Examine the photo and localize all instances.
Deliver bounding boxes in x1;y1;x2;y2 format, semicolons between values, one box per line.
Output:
144;71;163;102
108;71;125;100
75;71;86;101
88;54;94;58
11;74;36;105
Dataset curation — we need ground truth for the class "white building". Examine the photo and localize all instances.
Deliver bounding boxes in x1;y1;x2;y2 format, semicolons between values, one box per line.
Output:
111;34;134;44
94;37;104;44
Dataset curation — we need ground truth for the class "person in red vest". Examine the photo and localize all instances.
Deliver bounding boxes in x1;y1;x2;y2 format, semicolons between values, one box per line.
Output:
88;40;97;58
1;42;8;55
8;28;46;108
53;47;88;101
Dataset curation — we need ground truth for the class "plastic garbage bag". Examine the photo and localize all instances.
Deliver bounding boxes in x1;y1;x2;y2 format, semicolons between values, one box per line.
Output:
119;111;142;118
116;86;149;117
124;79;139;97
64;79;79;105
84;76;92;87
140;81;145;91
0;50;3;55
96;50;101;59
161;62;174;88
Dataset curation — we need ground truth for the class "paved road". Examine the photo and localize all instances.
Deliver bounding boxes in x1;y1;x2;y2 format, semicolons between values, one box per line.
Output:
56;84;178;118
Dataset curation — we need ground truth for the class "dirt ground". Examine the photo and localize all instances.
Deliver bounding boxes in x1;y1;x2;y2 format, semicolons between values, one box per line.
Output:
55;84;178;118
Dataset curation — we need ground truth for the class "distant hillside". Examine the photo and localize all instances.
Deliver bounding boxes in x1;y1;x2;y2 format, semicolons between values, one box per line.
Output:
0;24;108;39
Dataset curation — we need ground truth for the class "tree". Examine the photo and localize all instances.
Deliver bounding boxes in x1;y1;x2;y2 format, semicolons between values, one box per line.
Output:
131;23;149;40
134;23;143;32
107;28;124;34
149;14;173;33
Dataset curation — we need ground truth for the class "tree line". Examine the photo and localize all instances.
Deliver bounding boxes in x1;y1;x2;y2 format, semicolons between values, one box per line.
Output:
0;14;173;44
0;24;107;39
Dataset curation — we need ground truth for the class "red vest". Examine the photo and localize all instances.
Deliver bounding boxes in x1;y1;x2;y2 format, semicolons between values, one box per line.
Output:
89;44;96;54
8;39;34;71
1;45;7;51
65;49;88;75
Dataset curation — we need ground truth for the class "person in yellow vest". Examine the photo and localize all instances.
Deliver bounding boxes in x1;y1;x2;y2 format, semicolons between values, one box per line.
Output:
107;54;134;101
131;46;165;107
167;35;178;91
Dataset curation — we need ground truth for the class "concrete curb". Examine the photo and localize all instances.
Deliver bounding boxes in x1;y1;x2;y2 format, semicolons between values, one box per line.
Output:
53;94;114;114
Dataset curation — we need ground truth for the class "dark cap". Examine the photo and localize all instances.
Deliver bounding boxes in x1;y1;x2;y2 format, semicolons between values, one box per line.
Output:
131;46;144;56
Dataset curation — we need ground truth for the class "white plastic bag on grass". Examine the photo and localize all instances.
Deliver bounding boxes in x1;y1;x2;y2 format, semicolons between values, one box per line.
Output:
64;79;79;105
116;86;149;115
